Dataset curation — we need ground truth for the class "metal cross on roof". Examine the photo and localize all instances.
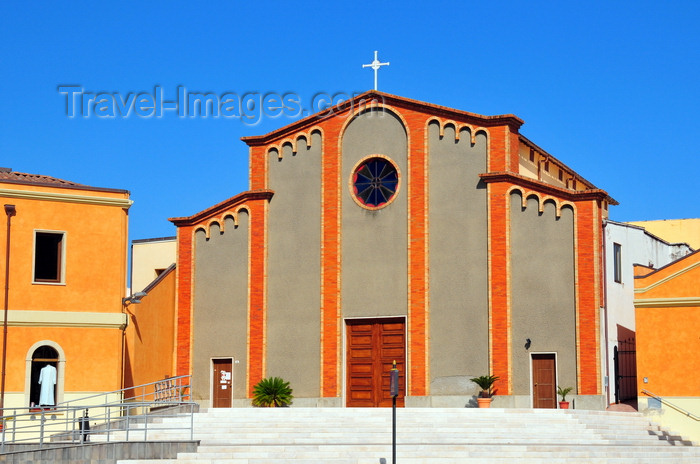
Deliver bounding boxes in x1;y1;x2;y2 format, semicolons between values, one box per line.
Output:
362;50;390;91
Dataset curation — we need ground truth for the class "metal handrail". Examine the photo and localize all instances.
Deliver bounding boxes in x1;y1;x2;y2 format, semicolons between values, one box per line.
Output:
0;376;195;453
642;389;700;421
57;374;192;407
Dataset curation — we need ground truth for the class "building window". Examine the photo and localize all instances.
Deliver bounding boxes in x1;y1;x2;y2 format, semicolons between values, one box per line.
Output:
34;231;65;283
350;156;400;210
613;243;622;283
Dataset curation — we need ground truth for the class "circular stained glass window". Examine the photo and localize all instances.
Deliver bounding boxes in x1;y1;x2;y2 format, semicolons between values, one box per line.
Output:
351;156;400;209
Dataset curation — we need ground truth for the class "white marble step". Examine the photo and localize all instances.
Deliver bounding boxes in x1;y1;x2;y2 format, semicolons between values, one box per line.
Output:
112;407;700;463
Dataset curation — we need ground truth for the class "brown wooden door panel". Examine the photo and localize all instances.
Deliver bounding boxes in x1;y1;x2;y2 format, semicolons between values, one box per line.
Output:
347;318;405;407
212;359;233;408
532;354;556;409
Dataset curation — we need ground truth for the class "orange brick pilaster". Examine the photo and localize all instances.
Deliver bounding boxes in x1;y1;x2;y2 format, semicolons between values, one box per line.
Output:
247;199;268;396
175;225;193;376
249;146;268;190
320;119;343;398
488;182;512;394
574;200;602;395
407;112;428;397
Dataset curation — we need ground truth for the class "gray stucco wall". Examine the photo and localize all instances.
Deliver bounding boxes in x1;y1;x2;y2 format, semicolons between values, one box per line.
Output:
509;193;577;396
192;214;249;403
428;123;489;395
266;132;322;397
341;109;408;319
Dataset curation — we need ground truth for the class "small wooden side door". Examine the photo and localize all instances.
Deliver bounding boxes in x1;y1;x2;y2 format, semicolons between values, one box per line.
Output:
212;359;232;408
532;354;556;408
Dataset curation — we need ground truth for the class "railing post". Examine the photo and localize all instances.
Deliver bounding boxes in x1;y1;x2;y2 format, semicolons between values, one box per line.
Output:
1;412;5;453
11;409;15;443
125;405;130;441
39;410;45;447
106;407;111;442
190;402;194;441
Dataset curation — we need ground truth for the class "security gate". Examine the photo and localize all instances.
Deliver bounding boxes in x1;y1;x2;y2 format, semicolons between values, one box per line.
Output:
614;338;637;403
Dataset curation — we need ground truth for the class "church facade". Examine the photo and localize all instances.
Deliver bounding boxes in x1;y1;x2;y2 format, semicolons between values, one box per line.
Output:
170;92;615;409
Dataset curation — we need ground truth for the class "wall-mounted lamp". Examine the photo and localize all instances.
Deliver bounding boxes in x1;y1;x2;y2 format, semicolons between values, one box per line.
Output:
121;290;147;392
524;338;532;350
122;291;147;306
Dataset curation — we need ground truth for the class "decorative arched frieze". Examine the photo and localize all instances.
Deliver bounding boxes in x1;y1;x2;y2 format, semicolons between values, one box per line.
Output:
221;212;238;226
266;127;323;159
192;206;251;239
508;186;576;218
206;219;222;235
424;117;489;145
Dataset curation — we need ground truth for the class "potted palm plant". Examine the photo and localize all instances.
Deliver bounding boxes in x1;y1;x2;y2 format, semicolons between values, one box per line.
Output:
557;386;573;409
470;375;499;408
252;377;293;407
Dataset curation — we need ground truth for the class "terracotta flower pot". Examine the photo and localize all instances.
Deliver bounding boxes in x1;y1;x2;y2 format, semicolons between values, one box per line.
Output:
477;397;492;408
559;401;570;409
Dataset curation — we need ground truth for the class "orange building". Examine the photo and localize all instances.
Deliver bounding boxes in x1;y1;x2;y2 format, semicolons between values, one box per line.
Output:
0;168;131;408
635;249;700;441
123;263;177;393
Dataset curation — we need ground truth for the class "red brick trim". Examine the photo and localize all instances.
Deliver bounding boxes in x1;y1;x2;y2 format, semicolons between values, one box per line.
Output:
574;200;602;395
405;109;428;397
174;225;193;376
320;116;344;398
247;199;268;396
487;182;512;394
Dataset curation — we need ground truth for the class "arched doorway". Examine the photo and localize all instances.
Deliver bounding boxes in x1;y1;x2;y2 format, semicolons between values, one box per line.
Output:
25;341;65;409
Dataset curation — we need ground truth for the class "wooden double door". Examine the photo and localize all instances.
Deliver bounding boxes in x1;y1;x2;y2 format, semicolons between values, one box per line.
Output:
346;318;406;407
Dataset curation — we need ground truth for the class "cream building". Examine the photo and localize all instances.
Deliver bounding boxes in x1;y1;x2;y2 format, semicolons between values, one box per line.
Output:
130;236;177;293
627;219;700;249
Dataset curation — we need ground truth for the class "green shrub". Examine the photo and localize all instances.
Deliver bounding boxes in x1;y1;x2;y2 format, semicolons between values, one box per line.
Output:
470;375;499;398
557;386;573;402
252;377;293;407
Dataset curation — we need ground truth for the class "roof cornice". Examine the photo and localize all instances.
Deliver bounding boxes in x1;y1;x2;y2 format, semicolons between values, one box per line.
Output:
0;177;129;194
241;91;525;147
0;187;133;208
169;189;274;226
479;171;618;205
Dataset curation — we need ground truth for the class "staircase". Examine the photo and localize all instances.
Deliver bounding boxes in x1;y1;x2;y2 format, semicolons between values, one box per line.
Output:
112;407;700;463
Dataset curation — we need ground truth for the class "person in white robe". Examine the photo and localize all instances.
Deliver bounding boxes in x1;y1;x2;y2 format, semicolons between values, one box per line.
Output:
39;364;57;406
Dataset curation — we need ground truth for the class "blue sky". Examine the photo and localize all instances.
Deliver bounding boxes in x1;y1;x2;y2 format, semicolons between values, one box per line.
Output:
1;1;698;241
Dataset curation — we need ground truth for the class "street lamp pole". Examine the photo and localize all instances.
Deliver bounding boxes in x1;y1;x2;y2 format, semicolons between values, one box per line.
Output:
1;204;17;414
